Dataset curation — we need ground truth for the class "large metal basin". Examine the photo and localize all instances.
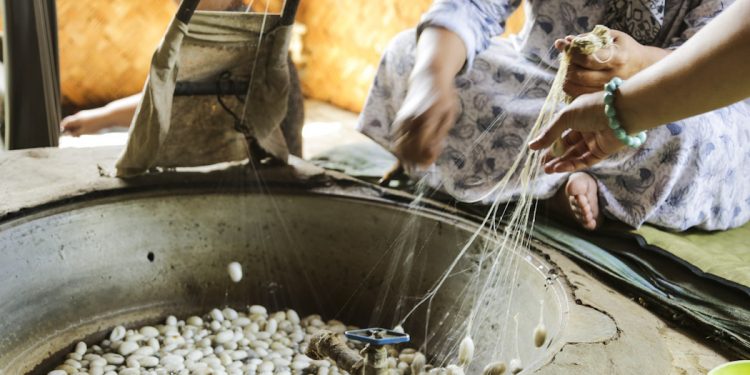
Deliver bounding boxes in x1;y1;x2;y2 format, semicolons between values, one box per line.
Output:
0;190;576;374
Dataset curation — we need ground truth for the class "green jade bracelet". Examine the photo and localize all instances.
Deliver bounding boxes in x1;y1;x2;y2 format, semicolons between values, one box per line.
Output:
603;77;647;148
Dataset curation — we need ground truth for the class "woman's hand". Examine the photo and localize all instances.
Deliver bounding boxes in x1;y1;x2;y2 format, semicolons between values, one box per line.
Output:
528;29;668;172
529;92;625;173
392;27;466;168
393;67;459;168
554;30;670;98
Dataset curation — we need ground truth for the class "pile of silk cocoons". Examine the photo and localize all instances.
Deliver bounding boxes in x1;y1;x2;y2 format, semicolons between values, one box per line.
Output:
48;305;428;375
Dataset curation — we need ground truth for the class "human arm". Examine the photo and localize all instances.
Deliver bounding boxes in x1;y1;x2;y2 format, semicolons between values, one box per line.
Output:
617;0;750;132
392;0;520;168
61;94;141;137
529;0;750;172
392;27;465;167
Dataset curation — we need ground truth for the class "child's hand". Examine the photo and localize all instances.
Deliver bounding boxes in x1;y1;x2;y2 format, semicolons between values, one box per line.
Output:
60;108;112;137
554;30;666;98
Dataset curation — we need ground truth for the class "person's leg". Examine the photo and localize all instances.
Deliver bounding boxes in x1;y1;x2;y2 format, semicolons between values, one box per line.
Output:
588;100;750;231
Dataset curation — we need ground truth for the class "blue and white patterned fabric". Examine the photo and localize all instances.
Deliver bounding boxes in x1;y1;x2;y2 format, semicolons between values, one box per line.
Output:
358;0;750;231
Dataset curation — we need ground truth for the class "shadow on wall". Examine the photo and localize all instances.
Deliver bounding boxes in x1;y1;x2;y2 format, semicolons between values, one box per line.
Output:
51;0;524;114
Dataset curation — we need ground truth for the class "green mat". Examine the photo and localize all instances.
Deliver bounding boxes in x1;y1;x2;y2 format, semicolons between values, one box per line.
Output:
630;223;750;289
534;221;750;357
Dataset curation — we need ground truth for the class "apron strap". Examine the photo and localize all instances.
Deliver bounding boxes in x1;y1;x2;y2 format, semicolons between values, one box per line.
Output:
280;0;301;26
176;0;201;24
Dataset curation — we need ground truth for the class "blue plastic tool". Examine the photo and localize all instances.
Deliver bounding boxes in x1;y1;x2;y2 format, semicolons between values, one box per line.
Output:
345;328;411;346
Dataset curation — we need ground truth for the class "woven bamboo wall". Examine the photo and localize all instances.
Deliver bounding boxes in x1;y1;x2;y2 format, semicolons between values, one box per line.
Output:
295;1;429;112
53;0;524;112
55;0;284;110
57;0;178;109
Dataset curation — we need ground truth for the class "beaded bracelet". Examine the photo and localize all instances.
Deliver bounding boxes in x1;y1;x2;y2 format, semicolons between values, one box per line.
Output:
603;77;647;148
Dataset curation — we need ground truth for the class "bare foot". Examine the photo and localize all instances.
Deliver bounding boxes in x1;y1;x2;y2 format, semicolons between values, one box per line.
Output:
551;172;603;230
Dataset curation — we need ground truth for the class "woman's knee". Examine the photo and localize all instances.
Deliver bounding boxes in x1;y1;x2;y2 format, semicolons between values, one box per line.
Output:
387;29;418;55
378;29;418;78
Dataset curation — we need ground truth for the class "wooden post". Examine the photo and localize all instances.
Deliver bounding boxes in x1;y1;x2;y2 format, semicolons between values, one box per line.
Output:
2;0;61;150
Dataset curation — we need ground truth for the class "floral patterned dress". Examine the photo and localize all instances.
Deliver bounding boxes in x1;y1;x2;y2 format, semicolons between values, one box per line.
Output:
358;0;750;231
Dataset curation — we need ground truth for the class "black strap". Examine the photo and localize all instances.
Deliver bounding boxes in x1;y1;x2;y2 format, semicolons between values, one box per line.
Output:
174;81;249;96
280;0;301;25
176;0;201;24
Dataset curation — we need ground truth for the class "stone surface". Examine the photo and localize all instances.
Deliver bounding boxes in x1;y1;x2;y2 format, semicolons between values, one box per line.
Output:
535;247;728;374
0;146;330;219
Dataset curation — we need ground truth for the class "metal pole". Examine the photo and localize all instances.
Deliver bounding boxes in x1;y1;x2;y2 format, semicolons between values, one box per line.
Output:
2;0;61;150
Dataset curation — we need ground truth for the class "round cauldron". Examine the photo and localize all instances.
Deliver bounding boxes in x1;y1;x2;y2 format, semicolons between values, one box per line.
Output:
0;189;572;374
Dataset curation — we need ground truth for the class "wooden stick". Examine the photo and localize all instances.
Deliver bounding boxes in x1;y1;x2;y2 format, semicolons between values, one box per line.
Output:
307;331;365;373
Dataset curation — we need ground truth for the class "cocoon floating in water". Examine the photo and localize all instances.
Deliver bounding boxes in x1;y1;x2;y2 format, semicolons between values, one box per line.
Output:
447;364;465;375
534;299;547;347
227;261;243;283
509;358;523;374
533;323;547;347
458;336;474;366
412;352;427;374
483;361;507;375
